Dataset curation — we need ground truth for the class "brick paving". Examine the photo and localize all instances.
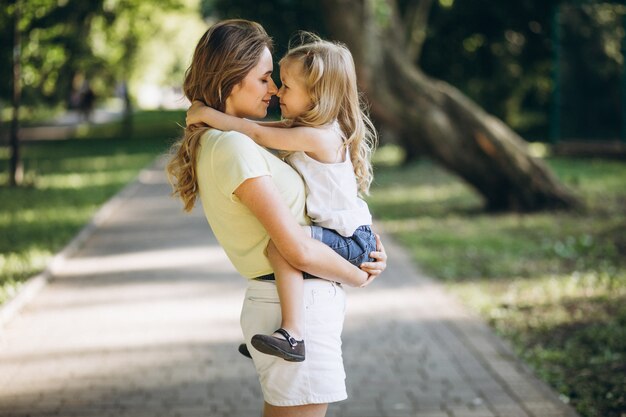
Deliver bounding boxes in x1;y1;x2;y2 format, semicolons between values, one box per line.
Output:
0;158;580;417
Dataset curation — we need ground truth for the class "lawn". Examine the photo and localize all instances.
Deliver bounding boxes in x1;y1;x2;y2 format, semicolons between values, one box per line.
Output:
368;147;626;417
0;110;184;304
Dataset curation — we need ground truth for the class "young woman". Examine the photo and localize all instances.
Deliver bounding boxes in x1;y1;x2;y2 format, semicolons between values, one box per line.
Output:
186;33;378;364
167;20;386;417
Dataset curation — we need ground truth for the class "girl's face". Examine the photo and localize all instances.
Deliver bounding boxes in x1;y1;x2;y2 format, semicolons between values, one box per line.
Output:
276;60;313;119
226;47;277;118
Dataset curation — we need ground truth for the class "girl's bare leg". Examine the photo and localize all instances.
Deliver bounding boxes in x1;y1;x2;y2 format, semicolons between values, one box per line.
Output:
267;240;305;340
264;402;328;417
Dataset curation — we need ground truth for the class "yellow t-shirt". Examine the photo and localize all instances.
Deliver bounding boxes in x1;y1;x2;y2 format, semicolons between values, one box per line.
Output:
196;129;309;279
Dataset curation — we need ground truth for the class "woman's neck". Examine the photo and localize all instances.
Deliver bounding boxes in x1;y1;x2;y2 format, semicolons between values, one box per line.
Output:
224;101;242;118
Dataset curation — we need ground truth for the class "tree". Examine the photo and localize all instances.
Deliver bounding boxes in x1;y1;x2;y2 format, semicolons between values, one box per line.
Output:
0;0;107;107
318;0;579;211
9;0;23;186
0;0;192;111
558;3;625;140
1;0;203;185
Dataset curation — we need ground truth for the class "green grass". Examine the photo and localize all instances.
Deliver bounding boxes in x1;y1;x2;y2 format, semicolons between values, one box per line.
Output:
0;110;184;304
368;148;626;417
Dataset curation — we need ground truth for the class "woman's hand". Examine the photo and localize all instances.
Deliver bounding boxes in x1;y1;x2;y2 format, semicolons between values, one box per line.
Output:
359;234;387;287
186;100;209;127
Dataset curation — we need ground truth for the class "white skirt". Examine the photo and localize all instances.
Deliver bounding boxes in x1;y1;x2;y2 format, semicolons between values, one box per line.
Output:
240;278;348;406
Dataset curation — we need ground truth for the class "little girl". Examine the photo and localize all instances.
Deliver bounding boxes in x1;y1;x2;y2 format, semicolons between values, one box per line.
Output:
187;33;378;362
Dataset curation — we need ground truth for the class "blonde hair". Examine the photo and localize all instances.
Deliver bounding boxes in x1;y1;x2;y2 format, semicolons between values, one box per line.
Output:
281;33;378;194
166;20;272;211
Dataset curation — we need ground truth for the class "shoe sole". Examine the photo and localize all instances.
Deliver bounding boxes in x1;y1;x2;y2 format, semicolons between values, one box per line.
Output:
238;343;252;359
251;337;305;362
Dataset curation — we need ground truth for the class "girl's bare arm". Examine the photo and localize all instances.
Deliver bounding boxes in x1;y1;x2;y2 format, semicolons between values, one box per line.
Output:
256;120;289;128
187;102;330;153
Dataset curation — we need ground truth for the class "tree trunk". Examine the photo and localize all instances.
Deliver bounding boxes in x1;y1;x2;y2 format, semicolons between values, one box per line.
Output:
321;0;579;211
121;80;133;138
10;0;23;187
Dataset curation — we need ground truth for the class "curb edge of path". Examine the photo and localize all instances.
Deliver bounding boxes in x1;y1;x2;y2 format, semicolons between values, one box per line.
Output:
0;156;167;331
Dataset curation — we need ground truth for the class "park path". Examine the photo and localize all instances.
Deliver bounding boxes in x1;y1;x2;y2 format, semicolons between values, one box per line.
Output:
0;157;580;417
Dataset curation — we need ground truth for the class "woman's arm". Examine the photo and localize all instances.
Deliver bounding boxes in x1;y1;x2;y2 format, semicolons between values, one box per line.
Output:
187;101;328;153
234;175;372;287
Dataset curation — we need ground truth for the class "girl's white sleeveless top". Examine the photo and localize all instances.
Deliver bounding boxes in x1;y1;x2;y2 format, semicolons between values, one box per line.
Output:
287;147;372;237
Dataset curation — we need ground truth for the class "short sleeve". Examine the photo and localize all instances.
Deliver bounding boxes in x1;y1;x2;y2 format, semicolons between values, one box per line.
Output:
209;131;272;199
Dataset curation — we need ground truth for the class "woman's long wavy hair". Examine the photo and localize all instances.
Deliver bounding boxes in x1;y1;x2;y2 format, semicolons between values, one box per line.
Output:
166;20;272;211
282;33;378;194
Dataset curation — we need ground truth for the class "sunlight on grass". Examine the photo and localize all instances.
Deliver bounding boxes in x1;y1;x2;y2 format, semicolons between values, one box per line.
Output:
0;248;52;304
35;170;142;190
528;142;550;158
372;144;405;166
450;271;626;319
371;183;472;205
0;205;98;229
36;153;156;173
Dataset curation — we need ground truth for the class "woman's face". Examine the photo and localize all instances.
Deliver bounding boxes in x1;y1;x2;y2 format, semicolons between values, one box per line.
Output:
225;47;277;118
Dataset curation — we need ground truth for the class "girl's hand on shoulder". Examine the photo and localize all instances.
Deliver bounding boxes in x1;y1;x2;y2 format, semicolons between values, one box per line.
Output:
359;234;387;287
186;100;209;127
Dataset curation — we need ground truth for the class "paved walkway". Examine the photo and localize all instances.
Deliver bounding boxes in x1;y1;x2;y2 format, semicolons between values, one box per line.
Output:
0;158;580;417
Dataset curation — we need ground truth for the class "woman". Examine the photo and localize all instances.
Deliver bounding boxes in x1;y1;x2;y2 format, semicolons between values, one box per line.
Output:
167;19;386;417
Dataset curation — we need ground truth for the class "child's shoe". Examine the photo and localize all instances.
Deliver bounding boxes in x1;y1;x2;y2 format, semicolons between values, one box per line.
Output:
238;343;252;359
251;328;305;362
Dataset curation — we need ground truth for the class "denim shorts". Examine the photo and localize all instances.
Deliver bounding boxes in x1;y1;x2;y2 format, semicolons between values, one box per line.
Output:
310;225;376;267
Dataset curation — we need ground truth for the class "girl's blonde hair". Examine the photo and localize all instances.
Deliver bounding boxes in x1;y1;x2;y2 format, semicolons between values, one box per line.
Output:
281;33;378;194
166;19;272;211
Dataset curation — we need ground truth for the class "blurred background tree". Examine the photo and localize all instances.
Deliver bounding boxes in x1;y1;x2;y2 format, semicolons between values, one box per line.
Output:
0;0;206;185
558;3;624;141
0;0;206;116
199;0;623;141
2;0;623;209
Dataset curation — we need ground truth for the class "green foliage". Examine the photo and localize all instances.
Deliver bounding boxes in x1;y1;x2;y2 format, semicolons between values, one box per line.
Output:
368;147;626;417
560;4;626;140
0;0;201;111
418;0;625;141
203;0;625;142
0;110;184;304
1;0;108;105
201;0;328;59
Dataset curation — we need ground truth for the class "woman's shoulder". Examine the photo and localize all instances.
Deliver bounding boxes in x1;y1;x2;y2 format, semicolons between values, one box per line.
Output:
202;129;258;151
202;128;253;143
201;129;269;161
